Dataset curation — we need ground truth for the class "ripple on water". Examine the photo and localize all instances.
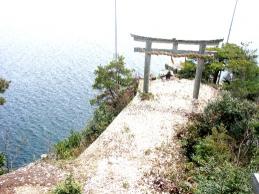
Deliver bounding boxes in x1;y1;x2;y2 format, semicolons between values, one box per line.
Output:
0;38;166;168
0;41;102;168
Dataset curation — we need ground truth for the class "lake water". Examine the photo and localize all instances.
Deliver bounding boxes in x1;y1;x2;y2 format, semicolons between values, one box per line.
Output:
0;37;167;168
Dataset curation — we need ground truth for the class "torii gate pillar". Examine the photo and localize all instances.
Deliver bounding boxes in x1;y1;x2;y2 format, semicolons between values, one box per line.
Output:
131;34;223;98
143;40;152;93
193;44;206;99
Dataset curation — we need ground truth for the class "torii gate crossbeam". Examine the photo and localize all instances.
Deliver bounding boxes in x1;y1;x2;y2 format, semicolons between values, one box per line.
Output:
131;34;223;99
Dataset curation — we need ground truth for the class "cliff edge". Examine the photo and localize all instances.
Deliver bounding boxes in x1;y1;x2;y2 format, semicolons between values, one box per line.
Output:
0;79;217;194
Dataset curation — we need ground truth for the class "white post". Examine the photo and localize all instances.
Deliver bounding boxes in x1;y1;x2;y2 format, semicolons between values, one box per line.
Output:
226;0;239;43
193;44;206;99
143;40;152;93
114;0;118;60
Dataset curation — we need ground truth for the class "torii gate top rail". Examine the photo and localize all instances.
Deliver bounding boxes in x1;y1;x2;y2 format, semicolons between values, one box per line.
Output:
132;34;223;45
131;34;223;99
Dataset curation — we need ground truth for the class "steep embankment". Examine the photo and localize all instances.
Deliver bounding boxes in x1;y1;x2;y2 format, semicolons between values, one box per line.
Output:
0;79;217;194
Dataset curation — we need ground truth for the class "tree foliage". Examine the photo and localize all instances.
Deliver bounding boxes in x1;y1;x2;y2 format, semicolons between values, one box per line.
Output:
173;44;259;192
85;55;138;141
178;60;196;79
91;56;138;114
177;92;259;193
0;78;9;105
0;153;6;175
54;56;138;159
177;43;259;101
0;75;9;175
218;44;259;100
54;131;82;160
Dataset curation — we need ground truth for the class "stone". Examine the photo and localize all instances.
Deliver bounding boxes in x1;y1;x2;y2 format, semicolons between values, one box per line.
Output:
41;154;48;160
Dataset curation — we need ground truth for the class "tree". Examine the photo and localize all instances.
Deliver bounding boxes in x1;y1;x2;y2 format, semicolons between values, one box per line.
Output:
220;43;259;101
177;43;258;88
0;76;9;174
54;56;138;159
203;43;246;84
178;60;196;79
202;43;258;101
91;56;138;114
0;77;9;105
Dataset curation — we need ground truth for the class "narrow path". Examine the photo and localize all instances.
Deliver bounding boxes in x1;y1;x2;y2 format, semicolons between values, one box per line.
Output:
73;79;217;193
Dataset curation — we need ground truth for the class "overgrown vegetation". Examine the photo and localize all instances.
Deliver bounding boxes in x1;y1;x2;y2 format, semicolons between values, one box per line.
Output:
139;91;154;101
178;60;196;79
54;131;82;160
0;153;6;175
219;43;259;101
177;43;259;101
0;77;9;105
174;93;259;193
52;175;82;194
0;76;9;174
167;43;259;193
53;56;138;159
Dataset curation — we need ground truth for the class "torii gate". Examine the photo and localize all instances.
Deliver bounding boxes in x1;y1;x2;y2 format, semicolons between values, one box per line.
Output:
131;34;223;99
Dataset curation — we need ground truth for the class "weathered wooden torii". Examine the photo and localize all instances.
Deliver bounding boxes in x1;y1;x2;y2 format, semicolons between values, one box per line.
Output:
131;34;223;99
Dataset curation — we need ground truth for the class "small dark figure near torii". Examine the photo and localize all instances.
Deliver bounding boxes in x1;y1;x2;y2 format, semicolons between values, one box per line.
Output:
160;70;174;80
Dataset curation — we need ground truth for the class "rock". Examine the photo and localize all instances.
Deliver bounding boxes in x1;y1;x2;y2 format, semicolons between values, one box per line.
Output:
41;154;48;160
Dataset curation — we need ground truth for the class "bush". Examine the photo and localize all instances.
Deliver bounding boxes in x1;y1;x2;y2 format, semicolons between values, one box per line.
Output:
54;131;82;159
53;56;138;160
176;92;259;193
203;92;257;140
192;126;233;166
178;60;196;79
0;78;10;105
0;153;6;175
220;43;259;101
194;160;253;194
139;91;154;101
224;76;259;102
52;175;82;194
91;56;137;113
81;103;115;145
182;93;258;156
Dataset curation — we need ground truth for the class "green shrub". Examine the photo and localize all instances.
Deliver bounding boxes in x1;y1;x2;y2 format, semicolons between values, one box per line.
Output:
0;153;6;175
81;103;115;146
182;93;258;160
194;160;253;194
53;56;138;160
0;78;10;105
54;131;82;159
139;91;154;101
203;62;224;83
67;131;82;148
220;44;259;101
91;56;137;115
203;92;257;140
178;60;196;79
176;92;259;193
52;175;82;194
192;126;233;166
80;56;137;155
224;76;259;102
